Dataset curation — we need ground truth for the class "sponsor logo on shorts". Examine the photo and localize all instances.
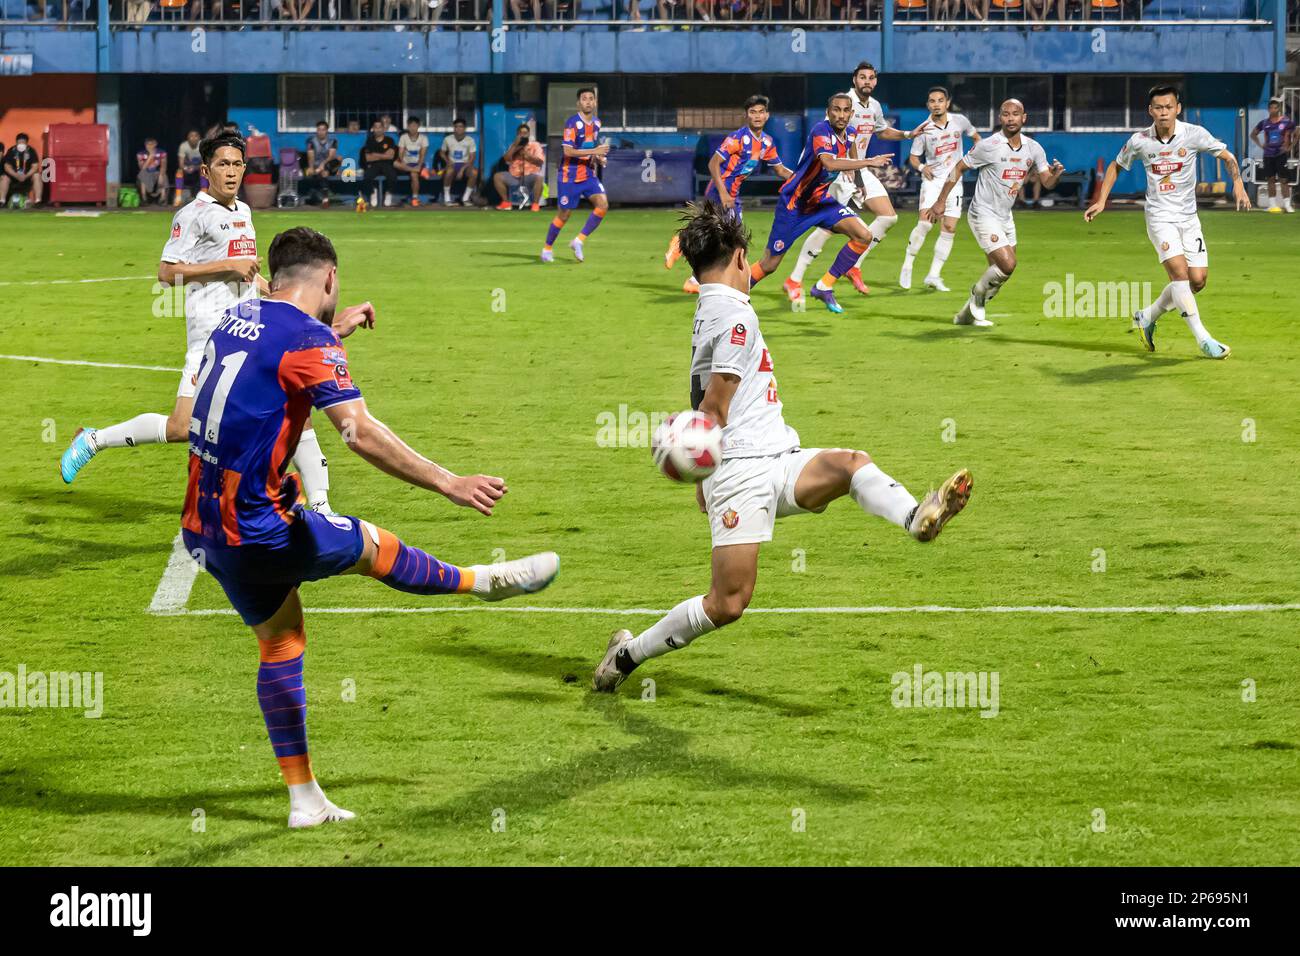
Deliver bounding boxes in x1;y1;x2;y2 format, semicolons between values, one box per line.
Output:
1161;241;1170;251
774;240;785;252
722;509;740;530
990;234;999;243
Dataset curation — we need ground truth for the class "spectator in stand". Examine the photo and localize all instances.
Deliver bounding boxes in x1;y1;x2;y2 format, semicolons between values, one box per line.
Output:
493;123;545;211
1251;96;1296;212
303;119;340;205
137;137;169;204
283;0;316;17
438;118;478;206
360;119;398;207
176;129;203;202
0;133;43;208
395;116;430;207
125;0;152;22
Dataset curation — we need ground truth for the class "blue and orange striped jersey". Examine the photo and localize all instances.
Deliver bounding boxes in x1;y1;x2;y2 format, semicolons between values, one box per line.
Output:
559;112;602;184
709;126;782;199
181;298;362;548
778;119;858;214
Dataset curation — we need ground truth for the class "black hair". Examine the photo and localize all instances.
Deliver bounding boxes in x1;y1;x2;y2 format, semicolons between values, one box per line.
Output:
452;117;467;127
743;94;770;111
268;227;338;280
407;116;421;126
199;132;246;165
577;87;596;99
853;61;876;76
316;119;328;128
927;86;950;99
828;93;853;110
16;131;29;142
1148;84;1182;104
677;200;750;279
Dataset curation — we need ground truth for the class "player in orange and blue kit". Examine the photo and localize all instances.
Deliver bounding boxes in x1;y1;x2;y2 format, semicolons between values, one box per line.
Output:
182;227;559;829
542;87;609;263
748;94;884;313
667;94;793;294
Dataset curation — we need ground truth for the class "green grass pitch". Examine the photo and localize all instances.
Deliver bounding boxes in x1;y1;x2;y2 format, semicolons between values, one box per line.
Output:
0;206;1296;866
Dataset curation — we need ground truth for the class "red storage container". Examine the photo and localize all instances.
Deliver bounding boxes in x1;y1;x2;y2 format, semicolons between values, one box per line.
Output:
46;123;110;206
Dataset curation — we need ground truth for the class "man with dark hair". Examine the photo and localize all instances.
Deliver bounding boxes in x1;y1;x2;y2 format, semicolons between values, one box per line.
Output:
181;225;558;827
666;93;793;294
0;132;43;208
1250;96;1295;213
542;87;610;262
61;134;343;517
493;122;545;211
304;120;340;207
438;118;477;206
176;130;204;205
1085;85;1249;359
360;120;398;208
396;116;430;207
591;201;971;692
136;137;169;205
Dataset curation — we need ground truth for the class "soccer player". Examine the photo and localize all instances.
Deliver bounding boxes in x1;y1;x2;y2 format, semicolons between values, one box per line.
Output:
925;99;1064;327
665;94;793;294
541;88;610;264
1250;97;1295;213
438;118;477;206
396;116;429;208
748;94;892;315
59;133;339;515
900;87;980;292
591;203;971;691
786;62;923;301
1085;85;1250;359
185;227;559;827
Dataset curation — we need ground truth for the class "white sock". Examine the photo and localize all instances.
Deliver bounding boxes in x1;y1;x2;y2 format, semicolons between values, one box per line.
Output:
627;595;716;664
91;413;170;450
789;228;832;283
972;264;1009;305
849;462;918;529
1170;280;1210;345
852;215;898;269
928;231;954;277
293;429;331;511
905;219;933;258
442;188;450;202
288;779;328;815
1146;281;1179;320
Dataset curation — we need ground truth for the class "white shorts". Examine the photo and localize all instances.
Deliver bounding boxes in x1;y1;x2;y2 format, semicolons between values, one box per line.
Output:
830;168;889;209
177;310;223;398
1146;216;1207;268
703;447;829;548
967;210;1016;254
919;177;963;220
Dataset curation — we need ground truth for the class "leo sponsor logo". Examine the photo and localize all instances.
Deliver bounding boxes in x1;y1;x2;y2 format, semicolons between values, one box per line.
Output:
758;348;773;372
722;509;740;530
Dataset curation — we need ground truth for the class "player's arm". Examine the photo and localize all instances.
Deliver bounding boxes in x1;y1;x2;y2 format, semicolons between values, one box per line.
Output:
1038;158;1066;190
323;399;504;516
818;152;881;173
331;301;376;339
1249;123;1263;151
1083;160;1122;221
563;143;609;159
158;257;260;285
707;153;733;205
694;371;739;514
923;158;970;222
1216;147;1251;210
773;163;793;181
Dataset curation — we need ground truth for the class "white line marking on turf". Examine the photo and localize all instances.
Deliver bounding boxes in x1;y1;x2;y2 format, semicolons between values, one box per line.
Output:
0;354;180;372
0;274;152;288
155;602;1300;617
147;533;202;615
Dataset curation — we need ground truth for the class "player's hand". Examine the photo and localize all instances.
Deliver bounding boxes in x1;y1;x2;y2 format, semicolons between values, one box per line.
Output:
923;203;944;224
446;474;507;516
720;192;735;210
333;301;376;338
227;258;261;283
592;143;611;159
909;120;932;140
1234;183;1252;211
1049;160;1065;175
696;482;707;514
866;155;892;169
921;166;935;181
1083;202;1104;222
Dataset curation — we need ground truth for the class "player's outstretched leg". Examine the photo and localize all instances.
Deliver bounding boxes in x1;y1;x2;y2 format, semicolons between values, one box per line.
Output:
788;226;831;297
253;590;355;829
845;213;897;295
60;412;172;483
354;521;559;601
810;239;869;314
900;218;933;290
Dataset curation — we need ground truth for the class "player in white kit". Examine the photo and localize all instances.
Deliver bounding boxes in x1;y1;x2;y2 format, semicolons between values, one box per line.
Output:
592;203;973;692
60;133;373;509
925;99;1064;327
900;87;980;293
1084;84;1249;359
786;62;924;301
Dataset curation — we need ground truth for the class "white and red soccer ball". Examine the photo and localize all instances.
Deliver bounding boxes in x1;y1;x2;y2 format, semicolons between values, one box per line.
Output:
652;410;723;483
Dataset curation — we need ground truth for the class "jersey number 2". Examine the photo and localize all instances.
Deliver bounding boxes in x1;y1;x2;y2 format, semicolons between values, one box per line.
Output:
192;341;248;444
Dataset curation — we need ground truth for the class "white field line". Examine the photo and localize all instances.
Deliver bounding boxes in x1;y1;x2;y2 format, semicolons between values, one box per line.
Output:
147;533;202;614
0;354;180;372
154;602;1300;618
0;274;152;288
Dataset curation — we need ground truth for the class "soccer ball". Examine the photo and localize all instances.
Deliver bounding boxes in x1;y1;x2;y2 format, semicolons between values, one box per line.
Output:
652;410;722;483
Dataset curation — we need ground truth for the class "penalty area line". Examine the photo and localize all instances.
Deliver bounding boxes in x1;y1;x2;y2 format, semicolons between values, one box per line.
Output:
154;602;1300;617
0;353;181;373
0;274;153;288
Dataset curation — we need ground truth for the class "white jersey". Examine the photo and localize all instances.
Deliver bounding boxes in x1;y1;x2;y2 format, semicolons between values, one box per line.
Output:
160;191;257;325
962;131;1050;219
846;89;889;155
690;284;799;460
912;113;978;179
441;134;475;165
1115;120;1225;224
